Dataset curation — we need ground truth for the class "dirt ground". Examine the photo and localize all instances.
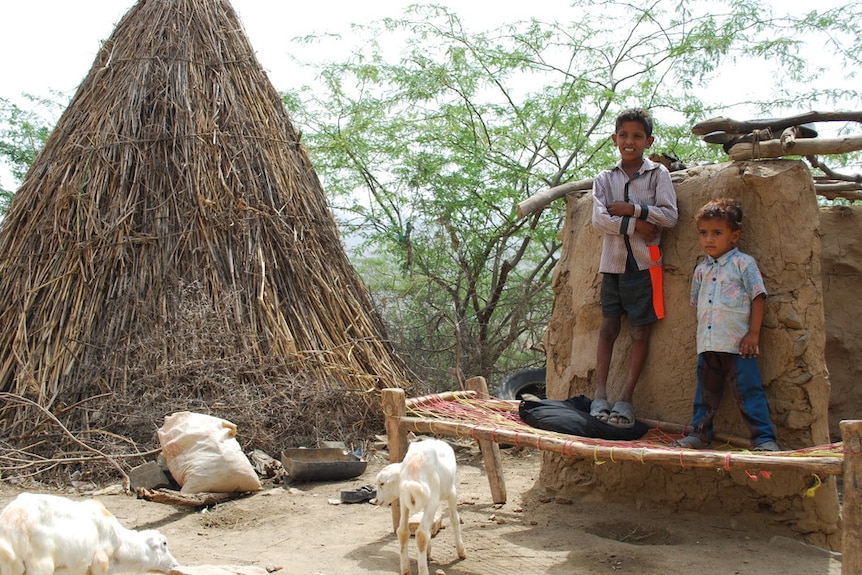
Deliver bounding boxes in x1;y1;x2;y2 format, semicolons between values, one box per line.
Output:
0;443;843;575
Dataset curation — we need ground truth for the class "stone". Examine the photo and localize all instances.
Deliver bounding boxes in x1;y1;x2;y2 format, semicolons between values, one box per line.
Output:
129;461;174;491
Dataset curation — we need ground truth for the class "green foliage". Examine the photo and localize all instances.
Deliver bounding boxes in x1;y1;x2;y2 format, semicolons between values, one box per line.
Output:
1;1;859;390
286;0;861;390
0;93;64;213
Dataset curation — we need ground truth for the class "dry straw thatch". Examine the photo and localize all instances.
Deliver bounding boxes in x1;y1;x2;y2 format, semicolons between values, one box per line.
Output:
0;0;413;481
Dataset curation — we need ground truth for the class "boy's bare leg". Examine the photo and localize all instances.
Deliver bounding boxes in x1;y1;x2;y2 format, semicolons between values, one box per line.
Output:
595;316;622;400
618;323;652;403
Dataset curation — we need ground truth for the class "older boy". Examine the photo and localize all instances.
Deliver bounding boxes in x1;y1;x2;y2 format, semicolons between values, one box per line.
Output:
590;108;678;428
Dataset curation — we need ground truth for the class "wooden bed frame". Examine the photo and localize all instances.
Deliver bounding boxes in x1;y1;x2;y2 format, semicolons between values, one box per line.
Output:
381;378;861;573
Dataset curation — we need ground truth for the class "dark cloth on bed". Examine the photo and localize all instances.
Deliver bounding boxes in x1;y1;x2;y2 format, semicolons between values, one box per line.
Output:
518;395;648;440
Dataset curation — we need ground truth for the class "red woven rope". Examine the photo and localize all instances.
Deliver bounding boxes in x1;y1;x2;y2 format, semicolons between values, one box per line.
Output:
405;395;843;457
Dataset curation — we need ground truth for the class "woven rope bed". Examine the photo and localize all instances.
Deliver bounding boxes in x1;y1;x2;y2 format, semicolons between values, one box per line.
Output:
397;389;843;475
381;380;861;567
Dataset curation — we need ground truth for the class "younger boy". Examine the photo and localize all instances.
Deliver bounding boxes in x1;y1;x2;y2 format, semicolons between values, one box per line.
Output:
590;108;678;428
675;198;780;451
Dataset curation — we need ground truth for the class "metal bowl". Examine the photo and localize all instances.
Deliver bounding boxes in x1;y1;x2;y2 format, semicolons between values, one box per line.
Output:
281;447;367;482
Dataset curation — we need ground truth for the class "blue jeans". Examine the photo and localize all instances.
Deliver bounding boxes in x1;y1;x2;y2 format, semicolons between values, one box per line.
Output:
691;351;777;444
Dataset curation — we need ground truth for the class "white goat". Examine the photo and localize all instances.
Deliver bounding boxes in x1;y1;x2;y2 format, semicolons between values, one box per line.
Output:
0;493;179;575
376;438;465;575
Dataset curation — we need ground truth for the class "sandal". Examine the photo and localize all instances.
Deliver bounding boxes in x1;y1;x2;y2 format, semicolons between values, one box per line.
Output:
673;435;710;449
340;485;377;504
607;401;635;429
589;398;612;423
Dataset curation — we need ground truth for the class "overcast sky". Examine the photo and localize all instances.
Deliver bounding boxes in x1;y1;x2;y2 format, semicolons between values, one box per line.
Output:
4;1;852;99
0;0;855;173
3;1;855;109
1;0;571;101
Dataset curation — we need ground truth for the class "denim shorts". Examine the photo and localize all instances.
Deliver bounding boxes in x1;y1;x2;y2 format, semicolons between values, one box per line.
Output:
600;269;658;326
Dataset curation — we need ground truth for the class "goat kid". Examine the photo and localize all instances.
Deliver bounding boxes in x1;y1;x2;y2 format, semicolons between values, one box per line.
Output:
376;439;465;575
0;493;179;575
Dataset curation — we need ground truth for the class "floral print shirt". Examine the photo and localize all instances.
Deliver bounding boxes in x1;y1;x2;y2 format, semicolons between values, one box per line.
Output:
690;247;767;355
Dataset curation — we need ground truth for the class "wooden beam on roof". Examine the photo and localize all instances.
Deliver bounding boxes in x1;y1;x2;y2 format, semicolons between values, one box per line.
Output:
692;111;862;136
728;136;862;161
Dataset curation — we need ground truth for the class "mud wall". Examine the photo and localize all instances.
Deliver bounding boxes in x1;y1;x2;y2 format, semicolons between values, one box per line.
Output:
542;160;840;548
821;204;862;438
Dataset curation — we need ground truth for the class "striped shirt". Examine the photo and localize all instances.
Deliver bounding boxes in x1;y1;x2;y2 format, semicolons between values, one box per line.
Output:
591;158;678;273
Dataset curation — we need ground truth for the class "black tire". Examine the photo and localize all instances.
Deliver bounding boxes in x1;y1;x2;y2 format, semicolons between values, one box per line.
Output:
496;367;547;400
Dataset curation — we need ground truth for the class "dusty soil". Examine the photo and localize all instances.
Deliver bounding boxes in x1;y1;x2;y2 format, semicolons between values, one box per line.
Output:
0;443;842;575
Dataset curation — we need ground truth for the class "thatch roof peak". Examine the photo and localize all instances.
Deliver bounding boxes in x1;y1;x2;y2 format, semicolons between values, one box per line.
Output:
0;0;409;467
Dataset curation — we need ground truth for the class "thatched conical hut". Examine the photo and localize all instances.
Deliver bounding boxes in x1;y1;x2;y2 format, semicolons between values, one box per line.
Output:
0;0;411;474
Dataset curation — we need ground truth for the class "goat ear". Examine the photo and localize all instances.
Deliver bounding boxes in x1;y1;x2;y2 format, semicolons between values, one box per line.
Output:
146;535;164;550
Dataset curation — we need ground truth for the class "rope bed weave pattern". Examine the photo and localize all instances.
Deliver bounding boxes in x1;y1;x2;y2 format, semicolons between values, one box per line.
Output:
399;392;843;476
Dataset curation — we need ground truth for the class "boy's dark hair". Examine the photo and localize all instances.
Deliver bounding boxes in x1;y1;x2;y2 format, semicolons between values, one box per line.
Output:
695;197;744;231
615;108;654;137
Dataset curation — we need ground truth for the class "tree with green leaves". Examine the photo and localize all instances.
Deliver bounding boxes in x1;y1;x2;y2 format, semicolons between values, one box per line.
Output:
285;0;861;390
1;1;859;391
0;94;64;213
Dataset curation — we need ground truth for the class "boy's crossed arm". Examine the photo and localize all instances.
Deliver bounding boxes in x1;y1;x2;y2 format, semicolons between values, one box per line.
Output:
607;201;659;242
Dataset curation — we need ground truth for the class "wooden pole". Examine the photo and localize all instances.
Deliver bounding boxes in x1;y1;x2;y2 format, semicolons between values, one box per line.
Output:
691;111;862;136
382;388;409;531
514;165;686;220
515;179;592;219
465;377;507;504
841;420;862;575
728;136;862;161
405;389;477;408
815;185;862;202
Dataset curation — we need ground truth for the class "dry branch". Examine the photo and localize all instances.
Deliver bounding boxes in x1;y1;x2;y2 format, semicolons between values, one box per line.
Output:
808;156;862;184
516;179;593;218
0;393;131;491
137;488;241;507
515;167;691;219
816;187;862;201
692;111;862;136
728;136;862;160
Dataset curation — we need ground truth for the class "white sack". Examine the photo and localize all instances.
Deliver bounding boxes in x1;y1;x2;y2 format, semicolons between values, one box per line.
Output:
158;411;262;494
